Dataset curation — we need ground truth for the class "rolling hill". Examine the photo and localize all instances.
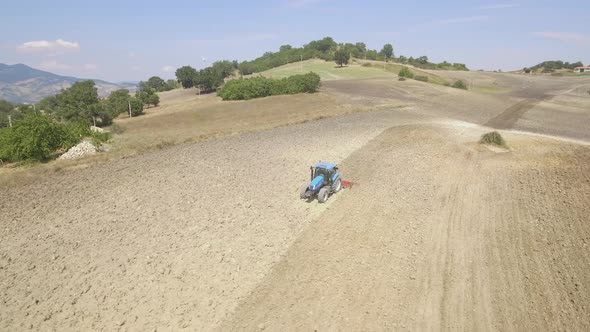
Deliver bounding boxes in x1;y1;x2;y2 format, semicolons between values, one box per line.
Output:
0;63;136;104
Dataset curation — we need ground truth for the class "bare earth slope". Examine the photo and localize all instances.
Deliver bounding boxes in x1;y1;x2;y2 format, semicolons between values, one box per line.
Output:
1;70;590;331
221;124;590;331
0;110;420;330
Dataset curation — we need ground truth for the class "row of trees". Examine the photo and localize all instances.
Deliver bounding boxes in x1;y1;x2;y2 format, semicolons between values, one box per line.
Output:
1;75;169;130
0;73;172;161
175;60;237;91
34;80;148;127
524;60;584;73
141;76;178;92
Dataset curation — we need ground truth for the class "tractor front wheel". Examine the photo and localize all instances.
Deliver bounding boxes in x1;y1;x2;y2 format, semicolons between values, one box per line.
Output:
332;178;342;193
318;187;329;203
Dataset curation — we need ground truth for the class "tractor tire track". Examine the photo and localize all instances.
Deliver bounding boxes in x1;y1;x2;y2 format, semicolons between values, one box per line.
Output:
484;98;542;129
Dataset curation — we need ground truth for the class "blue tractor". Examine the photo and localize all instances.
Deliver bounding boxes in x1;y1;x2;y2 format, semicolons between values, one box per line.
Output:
300;162;342;203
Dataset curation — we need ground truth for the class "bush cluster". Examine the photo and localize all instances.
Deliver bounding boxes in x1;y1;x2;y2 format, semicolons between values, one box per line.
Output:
398;67;414;79
0;113;109;162
452;80;468;90
479;131;506;146
217;72;321;101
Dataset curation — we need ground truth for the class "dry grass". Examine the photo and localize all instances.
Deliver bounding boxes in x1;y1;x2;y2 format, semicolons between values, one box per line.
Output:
0;88;395;188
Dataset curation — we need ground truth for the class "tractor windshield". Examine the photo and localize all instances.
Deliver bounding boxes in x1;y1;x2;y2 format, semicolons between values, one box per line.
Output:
314;167;331;181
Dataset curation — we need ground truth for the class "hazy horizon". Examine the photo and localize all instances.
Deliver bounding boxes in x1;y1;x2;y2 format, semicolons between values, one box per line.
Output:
1;0;588;82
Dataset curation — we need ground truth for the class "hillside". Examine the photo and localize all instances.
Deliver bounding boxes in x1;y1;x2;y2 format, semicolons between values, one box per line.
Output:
524;60;583;74
258;59;448;85
0;63;136;104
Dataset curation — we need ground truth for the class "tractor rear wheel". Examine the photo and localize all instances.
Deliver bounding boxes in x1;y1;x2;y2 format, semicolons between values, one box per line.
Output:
318;187;329;203
332;178;342;193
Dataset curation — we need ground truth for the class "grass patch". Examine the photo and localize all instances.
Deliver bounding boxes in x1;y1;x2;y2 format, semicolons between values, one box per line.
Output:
452;80;468;90
259;59;396;80
414;75;428;82
479;131;506;146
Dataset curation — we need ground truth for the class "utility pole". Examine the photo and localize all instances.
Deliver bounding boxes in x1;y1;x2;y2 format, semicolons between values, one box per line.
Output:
7;115;12;128
128;100;132;118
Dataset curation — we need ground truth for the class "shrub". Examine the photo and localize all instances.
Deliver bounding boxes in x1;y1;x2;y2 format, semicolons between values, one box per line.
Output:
217;72;320;100
443;82;451;87
398;67;414;79
414;75;428;82
129;98;144;116
479;131;506;146
452;80;468;90
63;121;92;148
0;113;68;161
398;77;406;81
362;62;371;67
89;131;110;146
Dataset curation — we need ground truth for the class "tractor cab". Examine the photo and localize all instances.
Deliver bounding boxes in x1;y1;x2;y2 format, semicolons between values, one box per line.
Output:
313;162;338;185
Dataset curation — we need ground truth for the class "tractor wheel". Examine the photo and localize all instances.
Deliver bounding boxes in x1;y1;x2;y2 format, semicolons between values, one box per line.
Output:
299;184;309;199
317;187;329;203
332;178;342;193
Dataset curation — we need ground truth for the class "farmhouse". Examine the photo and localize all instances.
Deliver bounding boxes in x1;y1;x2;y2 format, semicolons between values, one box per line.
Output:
574;66;590;73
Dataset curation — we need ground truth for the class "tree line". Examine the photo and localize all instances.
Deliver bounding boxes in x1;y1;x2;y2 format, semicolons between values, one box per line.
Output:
0;74;174;161
524;60;584;73
173;37;469;92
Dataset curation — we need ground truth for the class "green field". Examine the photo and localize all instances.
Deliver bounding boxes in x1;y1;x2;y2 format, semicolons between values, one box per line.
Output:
258;59;449;85
257;59;396;80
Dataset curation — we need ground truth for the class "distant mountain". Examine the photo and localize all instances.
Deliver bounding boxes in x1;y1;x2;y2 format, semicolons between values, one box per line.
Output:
0;63;136;104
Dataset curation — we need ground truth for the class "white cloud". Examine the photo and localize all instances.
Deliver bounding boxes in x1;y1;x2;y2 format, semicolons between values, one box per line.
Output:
478;3;520;10
128;51;136;58
18;38;80;52
161;65;175;72
438;16;488;24
534;32;588;45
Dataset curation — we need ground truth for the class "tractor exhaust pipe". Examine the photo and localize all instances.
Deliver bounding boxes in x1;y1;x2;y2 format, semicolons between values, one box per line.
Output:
310;166;314;182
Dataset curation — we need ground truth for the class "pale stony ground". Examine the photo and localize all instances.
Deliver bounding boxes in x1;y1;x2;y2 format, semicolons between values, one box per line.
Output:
1;70;590;331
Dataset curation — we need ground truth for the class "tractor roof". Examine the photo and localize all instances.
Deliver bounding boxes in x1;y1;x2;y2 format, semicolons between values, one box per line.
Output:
314;161;337;170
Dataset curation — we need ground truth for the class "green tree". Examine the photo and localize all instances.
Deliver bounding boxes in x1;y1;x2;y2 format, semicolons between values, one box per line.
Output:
105;89;131;117
166;79;179;89
0;113;67;161
0;100;15;128
334;49;350;67
55;80;106;125
135;86;159;108
355;42;367;56
128;98;144;116
279;44;292;52
146;76;167;91
381;44;394;61
36;95;59;114
175;66;198;88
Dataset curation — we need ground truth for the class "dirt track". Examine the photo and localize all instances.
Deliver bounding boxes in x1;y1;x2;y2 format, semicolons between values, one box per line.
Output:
2;72;590;331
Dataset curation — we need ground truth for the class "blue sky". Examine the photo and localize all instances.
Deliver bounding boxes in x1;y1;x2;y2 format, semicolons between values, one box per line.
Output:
1;0;588;82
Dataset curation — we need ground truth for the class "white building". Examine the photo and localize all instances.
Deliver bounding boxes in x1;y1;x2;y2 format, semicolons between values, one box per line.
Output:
574;66;590;73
